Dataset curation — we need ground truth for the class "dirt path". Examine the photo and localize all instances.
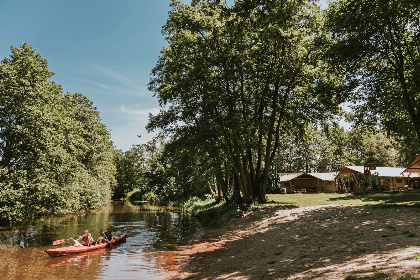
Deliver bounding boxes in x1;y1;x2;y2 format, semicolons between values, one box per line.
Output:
165;205;420;279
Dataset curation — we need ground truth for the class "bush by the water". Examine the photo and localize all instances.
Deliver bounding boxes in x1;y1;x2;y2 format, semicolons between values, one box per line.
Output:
183;196;244;226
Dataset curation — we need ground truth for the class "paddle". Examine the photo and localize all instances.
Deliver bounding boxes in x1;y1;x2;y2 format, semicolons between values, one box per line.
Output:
52;239;68;245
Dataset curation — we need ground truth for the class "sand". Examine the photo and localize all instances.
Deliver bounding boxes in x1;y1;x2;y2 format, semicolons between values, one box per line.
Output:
165;204;420;279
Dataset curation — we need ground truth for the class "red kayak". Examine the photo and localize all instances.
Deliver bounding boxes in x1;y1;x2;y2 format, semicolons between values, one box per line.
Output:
45;234;127;257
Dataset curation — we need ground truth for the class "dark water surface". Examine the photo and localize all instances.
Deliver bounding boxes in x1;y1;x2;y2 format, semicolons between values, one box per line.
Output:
0;201;198;279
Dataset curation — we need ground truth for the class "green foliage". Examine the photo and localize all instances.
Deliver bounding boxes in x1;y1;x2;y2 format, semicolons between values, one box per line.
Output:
326;0;420;150
272;122;401;176
183;196;243;226
141;191;160;202
0;44;115;224
347;128;399;167
114;135;211;204
113;146;149;199
274;122;350;173
148;0;344;204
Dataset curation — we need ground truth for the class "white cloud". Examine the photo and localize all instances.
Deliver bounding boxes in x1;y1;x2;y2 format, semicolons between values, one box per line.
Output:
67;63;150;97
119;105;160;116
61;63;162;151
92;64;146;91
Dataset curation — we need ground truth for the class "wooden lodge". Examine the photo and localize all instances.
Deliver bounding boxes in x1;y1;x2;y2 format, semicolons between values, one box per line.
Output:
278;157;420;194
403;154;420;189
279;172;336;194
335;166;409;192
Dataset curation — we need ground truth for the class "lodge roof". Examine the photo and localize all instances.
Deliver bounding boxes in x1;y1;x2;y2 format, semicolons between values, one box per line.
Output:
404;154;420;173
279;172;336;182
308;172;336;181
279;173;302;182
337;166;406;177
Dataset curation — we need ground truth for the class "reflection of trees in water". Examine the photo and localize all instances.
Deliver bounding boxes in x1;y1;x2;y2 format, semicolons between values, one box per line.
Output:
0;201;192;279
0;211;112;247
143;210;196;251
0;246;105;279
0;201;197;251
44;248;111;270
111;201;197;251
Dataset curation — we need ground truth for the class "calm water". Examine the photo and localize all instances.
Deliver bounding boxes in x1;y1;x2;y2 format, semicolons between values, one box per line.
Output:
0;201;198;280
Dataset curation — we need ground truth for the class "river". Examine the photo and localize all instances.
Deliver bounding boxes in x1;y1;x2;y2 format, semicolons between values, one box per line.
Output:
0;201;197;279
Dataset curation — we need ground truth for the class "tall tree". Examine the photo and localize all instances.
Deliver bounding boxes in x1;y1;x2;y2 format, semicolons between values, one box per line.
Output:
347;128;398;167
317;122;351;172
326;0;420;152
113;146;148;200
148;0;343;203
0;43;61;169
0;44;115;224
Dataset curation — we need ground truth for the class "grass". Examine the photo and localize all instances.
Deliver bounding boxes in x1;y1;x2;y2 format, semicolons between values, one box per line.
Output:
344;274;420;280
186;192;420;226
397;275;420;280
266;192;420;207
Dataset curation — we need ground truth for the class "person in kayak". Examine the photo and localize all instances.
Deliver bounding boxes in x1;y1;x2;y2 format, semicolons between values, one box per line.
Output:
70;230;95;246
96;226;114;244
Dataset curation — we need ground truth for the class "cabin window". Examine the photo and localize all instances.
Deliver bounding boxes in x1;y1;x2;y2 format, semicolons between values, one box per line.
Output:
396;178;402;183
284;182;290;187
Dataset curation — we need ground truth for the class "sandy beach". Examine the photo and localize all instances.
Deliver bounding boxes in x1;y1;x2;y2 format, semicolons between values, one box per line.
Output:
165;205;420;279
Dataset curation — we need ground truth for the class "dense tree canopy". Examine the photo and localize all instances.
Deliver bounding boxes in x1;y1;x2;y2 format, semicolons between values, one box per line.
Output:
148;0;345;203
272;122;400;177
0;44;116;224
326;0;420;159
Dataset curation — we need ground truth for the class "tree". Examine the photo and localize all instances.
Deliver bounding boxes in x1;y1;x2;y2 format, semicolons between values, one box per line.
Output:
61;92;116;207
113;147;148;199
148;0;344;203
347;128;398;167
0;43;61;169
0;44;115;224
317;122;351;172
326;0;420;153
272;122;350;174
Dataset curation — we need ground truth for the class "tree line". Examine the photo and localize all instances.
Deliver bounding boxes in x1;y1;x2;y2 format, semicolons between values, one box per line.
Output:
146;0;420;203
1;0;419;224
115;122;403;203
0;44;116;224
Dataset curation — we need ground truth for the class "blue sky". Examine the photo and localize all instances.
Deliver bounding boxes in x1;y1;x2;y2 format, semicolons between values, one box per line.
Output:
0;0;172;151
1;0;328;151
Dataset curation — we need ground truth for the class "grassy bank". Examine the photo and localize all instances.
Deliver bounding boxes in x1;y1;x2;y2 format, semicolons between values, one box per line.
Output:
174;194;420;280
186;192;420;226
182;196;245;226
266;192;420;207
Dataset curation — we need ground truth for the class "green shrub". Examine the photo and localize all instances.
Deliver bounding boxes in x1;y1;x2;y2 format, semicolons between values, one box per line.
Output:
142;191;160;202
182;196;243;226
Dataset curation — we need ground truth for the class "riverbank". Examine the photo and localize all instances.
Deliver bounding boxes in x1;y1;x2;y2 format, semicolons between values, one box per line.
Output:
165;204;420;279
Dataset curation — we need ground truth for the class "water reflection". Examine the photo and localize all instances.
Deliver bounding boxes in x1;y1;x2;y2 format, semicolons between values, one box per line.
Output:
0;201;197;279
44;248;110;269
